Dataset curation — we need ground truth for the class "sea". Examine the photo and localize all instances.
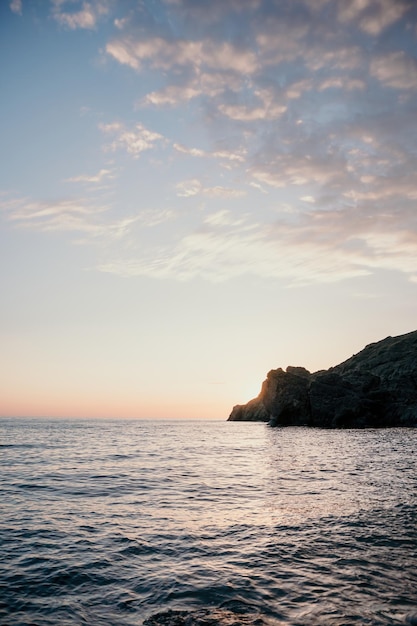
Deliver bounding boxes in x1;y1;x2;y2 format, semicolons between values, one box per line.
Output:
1;418;416;626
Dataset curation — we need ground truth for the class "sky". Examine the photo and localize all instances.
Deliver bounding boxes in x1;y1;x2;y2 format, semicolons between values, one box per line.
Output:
1;0;417;419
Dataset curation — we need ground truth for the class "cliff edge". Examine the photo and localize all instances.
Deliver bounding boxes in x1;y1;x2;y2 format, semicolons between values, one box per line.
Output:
228;330;417;428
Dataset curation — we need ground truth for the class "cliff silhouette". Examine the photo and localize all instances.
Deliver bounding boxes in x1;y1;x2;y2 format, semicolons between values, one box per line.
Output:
228;330;417;428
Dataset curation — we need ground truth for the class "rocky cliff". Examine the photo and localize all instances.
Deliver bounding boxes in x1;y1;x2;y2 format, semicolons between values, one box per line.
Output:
228;330;417;428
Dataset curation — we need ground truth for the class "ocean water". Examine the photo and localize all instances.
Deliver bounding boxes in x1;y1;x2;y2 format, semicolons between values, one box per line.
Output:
1;419;416;626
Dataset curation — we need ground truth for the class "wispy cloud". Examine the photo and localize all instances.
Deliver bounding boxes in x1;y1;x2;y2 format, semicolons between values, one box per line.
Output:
51;0;110;30
65;168;116;184
336;0;409;35
249;149;348;189
9;0;22;15
106;37;258;74
218;88;287;121
318;78;365;91
249;182;268;194
175;179;202;198
370;52;417;89
96;202;417;285
99;122;165;158
141;72;243;107
175;179;245;198
1;195;136;242
173;143;246;165
135;208;176;227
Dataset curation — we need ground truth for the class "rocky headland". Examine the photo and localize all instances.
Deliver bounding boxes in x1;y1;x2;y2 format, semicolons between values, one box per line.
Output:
228;330;417;428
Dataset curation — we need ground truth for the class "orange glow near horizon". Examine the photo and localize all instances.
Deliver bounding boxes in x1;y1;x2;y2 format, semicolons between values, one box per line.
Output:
0;389;229;420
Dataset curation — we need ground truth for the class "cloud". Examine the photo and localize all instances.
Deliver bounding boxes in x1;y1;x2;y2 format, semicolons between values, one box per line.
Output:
51;0;110;30
203;186;246;199
1;195;136;242
105;1;408;140
173;143;246;165
5;0;417;290
249;150;348;189
5;197;103;231
336;0;409;35
164;0;261;22
306;45;363;72
135;209;176;227
256;23;309;65
370;52;417;90
203;209;247;226
99;122;165;157
249;182;268;194
144;84;203;107
65;168;116;184
96;202;417;285
9;0;22;15
175;179;245;198
114;16;129;30
175;179;202;197
106;36;258;74
102;0;415;157
284;80;313;99
344;173;417;204
218;89;287;121
141;72;243;107
318;78;365;91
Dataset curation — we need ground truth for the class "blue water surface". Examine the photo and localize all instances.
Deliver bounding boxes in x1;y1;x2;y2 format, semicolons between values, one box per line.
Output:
1;418;416;625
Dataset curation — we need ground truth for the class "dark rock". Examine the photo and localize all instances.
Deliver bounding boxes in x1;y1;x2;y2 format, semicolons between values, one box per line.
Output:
228;330;417;428
229;397;269;422
308;371;383;428
263;368;311;427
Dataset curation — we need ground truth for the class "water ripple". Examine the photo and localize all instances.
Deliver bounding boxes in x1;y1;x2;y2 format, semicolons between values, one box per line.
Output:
0;419;416;625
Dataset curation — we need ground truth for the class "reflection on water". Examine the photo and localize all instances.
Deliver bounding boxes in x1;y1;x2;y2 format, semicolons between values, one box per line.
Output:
263;427;416;524
0;418;416;625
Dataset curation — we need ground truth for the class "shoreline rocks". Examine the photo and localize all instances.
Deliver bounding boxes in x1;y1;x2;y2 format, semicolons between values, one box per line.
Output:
228;330;417;428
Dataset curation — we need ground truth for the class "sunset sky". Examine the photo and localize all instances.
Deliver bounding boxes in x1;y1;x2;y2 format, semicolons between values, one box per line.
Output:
1;0;417;419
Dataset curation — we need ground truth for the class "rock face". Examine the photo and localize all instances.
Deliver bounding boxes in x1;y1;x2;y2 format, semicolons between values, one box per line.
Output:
228;330;417;428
